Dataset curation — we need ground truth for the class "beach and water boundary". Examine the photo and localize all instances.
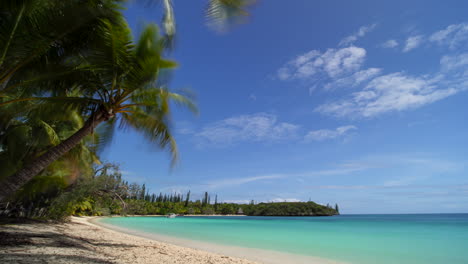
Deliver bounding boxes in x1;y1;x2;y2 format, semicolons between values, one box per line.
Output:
2;214;467;264
92;216;341;264
96;214;468;264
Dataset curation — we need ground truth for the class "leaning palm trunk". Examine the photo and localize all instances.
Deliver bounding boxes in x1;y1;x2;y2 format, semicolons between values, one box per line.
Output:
0;110;111;201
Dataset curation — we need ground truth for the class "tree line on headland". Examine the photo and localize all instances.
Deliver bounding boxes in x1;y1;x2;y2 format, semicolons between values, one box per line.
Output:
0;163;339;219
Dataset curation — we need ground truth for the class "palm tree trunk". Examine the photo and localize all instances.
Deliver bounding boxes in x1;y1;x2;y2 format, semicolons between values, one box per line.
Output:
0;112;107;201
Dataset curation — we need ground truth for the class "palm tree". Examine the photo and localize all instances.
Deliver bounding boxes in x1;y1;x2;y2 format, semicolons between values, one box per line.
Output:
0;0;250;200
0;0;121;93
0;18;195;201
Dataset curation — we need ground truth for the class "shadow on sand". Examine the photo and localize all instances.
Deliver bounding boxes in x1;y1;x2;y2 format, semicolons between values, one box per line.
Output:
0;220;138;263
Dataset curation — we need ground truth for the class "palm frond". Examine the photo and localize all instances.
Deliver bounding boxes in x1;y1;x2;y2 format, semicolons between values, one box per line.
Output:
126;87;197;114
93;117;117;154
35;120;61;147
0;0;113;86
162;0;176;39
120;106;178;166
205;0;256;32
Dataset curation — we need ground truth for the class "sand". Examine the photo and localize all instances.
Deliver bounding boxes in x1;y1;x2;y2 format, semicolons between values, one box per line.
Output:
0;217;257;264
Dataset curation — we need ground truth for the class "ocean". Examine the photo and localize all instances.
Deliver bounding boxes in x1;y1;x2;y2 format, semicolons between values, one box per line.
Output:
99;214;468;264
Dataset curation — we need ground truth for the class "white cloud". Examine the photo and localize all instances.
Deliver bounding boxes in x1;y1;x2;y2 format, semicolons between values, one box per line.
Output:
195;113;300;147
324;68;382;90
277;46;367;80
429;23;468;49
381;39;399;48
353;68;382;83
304;125;357;141
440;53;468;72
276;22;468;119
316;72;458;118
339;24;377;46
323;47;367;78
403;35;424;52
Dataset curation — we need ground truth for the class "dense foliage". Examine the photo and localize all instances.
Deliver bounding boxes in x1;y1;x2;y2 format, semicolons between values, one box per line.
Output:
0;163;339;219
243;202;338;216
0;0;257;203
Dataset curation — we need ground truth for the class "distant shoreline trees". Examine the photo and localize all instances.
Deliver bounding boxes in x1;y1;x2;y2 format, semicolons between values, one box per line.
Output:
0;163;339;219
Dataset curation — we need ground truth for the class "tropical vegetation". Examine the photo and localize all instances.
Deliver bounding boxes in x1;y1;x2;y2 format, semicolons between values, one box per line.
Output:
0;0;254;202
0;163;339;219
0;0;337;221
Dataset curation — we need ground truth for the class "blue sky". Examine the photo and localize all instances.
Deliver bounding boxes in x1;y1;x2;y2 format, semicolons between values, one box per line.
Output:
103;0;468;214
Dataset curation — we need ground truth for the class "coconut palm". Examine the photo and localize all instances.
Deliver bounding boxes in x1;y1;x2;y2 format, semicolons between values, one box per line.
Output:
0;0;123;93
0;17;196;201
0;0;249;200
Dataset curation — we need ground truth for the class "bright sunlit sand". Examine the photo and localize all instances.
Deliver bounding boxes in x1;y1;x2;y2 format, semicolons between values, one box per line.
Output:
0;217;256;264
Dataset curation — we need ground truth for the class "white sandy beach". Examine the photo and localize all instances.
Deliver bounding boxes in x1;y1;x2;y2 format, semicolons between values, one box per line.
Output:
0;216;344;264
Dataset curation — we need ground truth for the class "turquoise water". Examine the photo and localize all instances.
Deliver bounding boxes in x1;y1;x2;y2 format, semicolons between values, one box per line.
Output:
100;214;468;264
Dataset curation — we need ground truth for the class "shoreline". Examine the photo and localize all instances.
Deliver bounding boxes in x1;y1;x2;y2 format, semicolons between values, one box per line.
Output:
0;216;345;264
0;216;257;264
91;216;345;264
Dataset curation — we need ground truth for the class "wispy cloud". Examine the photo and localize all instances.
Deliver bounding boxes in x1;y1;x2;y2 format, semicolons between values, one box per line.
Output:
315;72;459;118
323;68;382;90
195;113;300;147
339;24;377;46
381;39;399;48
277;46;366;80
194;113;360;147
304;22;468;119
440;53;468;72
304;125;357;141
403;35;424;52
429;23;468;49
207;174;285;189
205;163;376;189
276;22;468;117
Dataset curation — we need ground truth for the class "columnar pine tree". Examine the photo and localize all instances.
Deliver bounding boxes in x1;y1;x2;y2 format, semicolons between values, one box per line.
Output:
184;190;190;207
140;184;146;200
214;195;218;211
